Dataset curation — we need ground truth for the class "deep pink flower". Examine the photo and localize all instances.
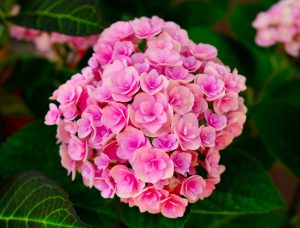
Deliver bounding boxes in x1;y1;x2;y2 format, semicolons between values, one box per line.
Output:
110;165;145;198
131;147;174;183
68;136;89;161
152;134;178;152
45;103;61;125
116;126;150;161
101;102;128;134
129;92;173;137
133;186;169;214
140;69;168;95
170;151;192;176
196;74;225;101
172;113;201;150
180;175;206;203
199;126;216;148
160;194;188;218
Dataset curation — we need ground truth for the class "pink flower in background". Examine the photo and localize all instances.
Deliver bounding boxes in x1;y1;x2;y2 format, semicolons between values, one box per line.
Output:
45;16;247;219
253;0;300;57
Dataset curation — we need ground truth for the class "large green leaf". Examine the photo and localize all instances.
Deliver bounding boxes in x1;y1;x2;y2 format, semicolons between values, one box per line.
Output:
252;101;300;179
191;149;286;214
0;121;120;227
0;171;86;227
8;0;104;36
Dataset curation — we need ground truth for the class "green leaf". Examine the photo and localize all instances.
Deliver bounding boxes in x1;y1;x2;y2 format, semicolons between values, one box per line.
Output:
8;0;104;36
0;121;119;226
191;149;286;214
251;101;300;179
0;171;86;228
118;203;190;228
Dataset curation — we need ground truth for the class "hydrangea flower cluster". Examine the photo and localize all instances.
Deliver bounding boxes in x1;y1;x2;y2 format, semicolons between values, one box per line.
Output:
45;16;247;218
252;0;300;57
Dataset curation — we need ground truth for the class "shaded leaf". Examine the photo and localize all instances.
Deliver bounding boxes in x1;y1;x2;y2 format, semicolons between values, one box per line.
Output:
252;101;300;179
8;0;104;36
192;149;286;214
0;171;86;228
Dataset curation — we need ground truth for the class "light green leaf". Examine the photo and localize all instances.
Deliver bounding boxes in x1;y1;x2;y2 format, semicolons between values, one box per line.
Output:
0;171;86;228
8;0;104;36
191;149;286;214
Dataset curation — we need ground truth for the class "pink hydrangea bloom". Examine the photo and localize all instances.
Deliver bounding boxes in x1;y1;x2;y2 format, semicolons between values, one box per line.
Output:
45;16;247;219
161;194;188;218
110;165;145;198
131;147;174;183
253;0;300;56
180;175;206;203
172;113;201;150
133;186;169;214
152;134;178;152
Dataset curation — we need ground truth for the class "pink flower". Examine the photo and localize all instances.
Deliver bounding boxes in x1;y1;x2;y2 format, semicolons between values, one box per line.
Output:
182;56;202;72
161;194;188;218
110;165;145;198
129;92;173;137
192;43;217;60
180;175;206;203
131;16;164;39
101;102;128;134
152;134;178;152
225;111;246;137
146;47;182;67
116;126;150;161
94;175;116;199
170;151;192;176
45;103;60;125
68;136;89;161
172;113;201;150
167;81;194;115
113;41;134;58
82;160;95;188
165;66;193;82
140;69;168;95
214;92;239;114
224;69;246;93
89;125;112;149
77;114;95;138
133;186;169;214
56;84;82;106
204;150;225;184
110;66;140;102
94;153;110;170
196;74;225;101
205;110;227;131
59;144;77;180
131;147;174;183
187;84;208;116
215;131;234;150
93;42;113;65
199;126;216;148
255;28;278;47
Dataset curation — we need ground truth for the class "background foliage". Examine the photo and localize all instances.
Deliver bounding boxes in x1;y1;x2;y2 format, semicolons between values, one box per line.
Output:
0;0;299;227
